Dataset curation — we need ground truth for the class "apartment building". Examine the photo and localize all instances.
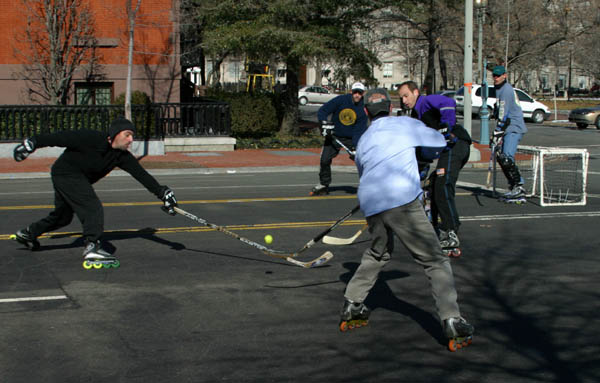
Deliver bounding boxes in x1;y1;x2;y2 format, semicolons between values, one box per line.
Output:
0;0;180;105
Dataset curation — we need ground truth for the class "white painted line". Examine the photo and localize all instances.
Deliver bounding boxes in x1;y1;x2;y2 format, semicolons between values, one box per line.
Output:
463;211;600;221
0;295;68;304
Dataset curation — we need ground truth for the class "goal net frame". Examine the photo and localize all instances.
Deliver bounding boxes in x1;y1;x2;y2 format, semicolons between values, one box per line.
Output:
515;145;589;206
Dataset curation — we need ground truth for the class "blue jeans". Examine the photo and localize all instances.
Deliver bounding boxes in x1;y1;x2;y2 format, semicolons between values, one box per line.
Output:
501;131;523;160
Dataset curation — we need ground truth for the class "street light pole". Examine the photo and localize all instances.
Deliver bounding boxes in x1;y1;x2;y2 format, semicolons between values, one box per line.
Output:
476;0;487;82
505;0;511;68
476;0;489;145
463;0;473;137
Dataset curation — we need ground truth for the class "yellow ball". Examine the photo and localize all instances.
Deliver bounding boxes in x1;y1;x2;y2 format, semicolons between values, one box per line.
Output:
264;234;273;244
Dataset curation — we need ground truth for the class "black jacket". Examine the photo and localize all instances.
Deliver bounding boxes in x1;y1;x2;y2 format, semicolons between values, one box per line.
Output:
33;130;163;198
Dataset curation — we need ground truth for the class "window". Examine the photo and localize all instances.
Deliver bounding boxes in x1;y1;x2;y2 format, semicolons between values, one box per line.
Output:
475;86;496;98
383;62;393;78
75;83;113;105
541;75;549;90
558;75;566;90
515;90;532;103
228;61;241;77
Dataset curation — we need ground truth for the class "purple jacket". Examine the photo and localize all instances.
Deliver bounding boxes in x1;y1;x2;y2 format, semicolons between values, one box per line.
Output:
412;94;457;129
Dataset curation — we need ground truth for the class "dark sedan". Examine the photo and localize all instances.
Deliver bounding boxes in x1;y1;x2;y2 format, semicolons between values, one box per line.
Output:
568;105;600;129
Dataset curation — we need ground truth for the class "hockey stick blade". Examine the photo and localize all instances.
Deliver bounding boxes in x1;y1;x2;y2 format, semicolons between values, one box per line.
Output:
174;207;333;268
283;251;334;268
322;223;367;245
486;142;495;188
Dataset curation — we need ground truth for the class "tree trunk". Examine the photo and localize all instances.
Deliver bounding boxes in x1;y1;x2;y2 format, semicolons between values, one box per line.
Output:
314;58;323;86
438;46;448;90
279;56;301;135
423;37;436;94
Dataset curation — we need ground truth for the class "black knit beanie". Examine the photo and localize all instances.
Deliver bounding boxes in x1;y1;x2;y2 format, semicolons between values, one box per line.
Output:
108;117;135;141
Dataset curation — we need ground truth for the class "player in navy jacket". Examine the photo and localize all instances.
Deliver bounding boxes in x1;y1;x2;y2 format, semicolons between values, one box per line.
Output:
311;82;368;196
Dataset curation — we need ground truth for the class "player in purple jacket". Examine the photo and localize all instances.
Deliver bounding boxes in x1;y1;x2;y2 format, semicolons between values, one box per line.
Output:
398;81;472;256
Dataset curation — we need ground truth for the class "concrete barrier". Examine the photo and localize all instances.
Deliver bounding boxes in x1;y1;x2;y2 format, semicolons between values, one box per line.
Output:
0;137;236;158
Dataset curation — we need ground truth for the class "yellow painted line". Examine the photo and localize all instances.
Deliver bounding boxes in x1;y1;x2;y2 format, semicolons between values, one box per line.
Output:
0;195;357;211
0;193;476;211
0;219;367;241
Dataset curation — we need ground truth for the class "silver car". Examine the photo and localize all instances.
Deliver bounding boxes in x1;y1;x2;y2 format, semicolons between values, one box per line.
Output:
298;86;339;105
568;105;600;129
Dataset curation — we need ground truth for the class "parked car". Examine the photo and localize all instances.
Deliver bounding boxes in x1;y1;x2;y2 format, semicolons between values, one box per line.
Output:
298;86;339;105
568;105;600;129
436;89;456;99
455;85;550;124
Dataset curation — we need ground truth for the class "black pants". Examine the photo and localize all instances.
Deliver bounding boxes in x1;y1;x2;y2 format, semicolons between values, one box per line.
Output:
29;174;104;243
319;135;353;186
429;140;470;232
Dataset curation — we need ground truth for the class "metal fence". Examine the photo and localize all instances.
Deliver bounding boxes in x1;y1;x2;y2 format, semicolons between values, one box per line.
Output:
0;102;231;141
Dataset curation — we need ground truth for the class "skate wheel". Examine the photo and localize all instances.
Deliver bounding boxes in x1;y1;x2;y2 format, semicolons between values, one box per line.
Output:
448;339;460;352
9;234;16;240
92;262;102;269
339;321;349;332
450;249;461;258
112;260;120;268
83;261;92;270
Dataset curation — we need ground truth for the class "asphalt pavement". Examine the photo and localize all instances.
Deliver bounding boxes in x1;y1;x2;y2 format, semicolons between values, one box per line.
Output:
1;118;600;382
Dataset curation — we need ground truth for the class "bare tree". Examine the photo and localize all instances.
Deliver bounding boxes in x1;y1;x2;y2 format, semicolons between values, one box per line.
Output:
14;0;101;105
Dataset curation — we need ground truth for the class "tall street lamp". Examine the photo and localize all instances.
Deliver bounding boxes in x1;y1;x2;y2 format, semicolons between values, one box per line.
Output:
475;0;489;145
463;0;473;137
475;0;487;83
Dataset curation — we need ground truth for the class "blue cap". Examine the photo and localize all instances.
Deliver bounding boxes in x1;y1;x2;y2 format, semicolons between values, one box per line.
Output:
492;65;506;76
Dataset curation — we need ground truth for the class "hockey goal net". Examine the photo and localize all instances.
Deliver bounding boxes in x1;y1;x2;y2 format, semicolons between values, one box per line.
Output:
516;145;589;206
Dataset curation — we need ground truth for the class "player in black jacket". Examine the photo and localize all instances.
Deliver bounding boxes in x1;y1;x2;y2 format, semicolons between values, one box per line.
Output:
11;117;178;268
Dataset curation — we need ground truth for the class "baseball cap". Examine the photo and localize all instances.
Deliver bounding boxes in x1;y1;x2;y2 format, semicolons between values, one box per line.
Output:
351;82;366;92
363;88;391;117
492;65;506;76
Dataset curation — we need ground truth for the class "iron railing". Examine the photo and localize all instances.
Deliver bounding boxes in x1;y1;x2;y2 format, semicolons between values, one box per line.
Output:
0;102;231;141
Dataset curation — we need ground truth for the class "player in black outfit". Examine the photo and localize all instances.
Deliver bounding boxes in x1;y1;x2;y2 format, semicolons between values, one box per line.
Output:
11;117;178;263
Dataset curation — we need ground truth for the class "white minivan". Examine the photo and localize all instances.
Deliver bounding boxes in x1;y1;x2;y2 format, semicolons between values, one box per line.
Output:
455;85;550;124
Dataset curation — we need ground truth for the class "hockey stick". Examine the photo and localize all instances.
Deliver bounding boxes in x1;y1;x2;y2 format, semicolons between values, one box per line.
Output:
486;141;495;188
173;207;332;268
298;204;361;247
332;136;356;158
322;223;368;245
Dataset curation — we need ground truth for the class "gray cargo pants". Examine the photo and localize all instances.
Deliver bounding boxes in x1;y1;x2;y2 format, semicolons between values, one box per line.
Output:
344;198;461;321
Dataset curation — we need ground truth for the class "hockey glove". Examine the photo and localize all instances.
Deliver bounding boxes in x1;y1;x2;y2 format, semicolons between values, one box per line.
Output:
491;127;504;147
496;118;511;131
439;123;458;145
320;121;334;137
13;138;36;162
159;186;178;215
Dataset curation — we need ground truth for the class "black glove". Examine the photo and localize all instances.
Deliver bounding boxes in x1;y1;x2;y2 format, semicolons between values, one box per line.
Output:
496;118;510;131
159;186;177;215
439;123;457;145
320;121;334;137
490;128;504;147
13;138;36;162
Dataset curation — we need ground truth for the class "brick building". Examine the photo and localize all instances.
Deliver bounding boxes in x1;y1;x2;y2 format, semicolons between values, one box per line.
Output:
0;0;180;105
